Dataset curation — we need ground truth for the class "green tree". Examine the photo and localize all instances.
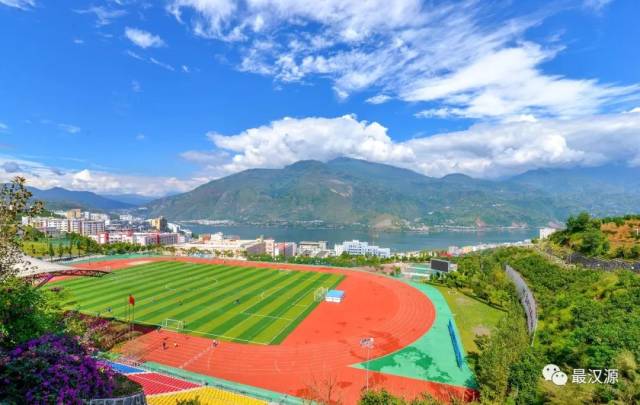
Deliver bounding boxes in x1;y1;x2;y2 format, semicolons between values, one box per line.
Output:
566;212;594;233
0;177;43;281
579;228;609;256
0;277;63;348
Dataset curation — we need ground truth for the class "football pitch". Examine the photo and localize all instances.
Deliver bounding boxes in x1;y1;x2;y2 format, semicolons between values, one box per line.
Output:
52;261;344;345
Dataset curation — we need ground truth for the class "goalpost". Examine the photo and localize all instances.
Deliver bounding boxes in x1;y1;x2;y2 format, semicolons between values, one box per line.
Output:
314;287;329;302
162;319;185;330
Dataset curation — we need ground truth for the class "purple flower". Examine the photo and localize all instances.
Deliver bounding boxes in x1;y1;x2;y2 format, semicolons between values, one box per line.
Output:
0;333;117;402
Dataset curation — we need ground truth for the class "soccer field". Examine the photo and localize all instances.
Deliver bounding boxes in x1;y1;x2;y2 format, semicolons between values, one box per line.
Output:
52;261;344;345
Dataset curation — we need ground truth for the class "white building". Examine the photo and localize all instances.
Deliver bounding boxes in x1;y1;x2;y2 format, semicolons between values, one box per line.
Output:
89;212;110;222
167;222;181;233
179;234;266;257
22;216;104;236
91;231;179;246
539;227;558;240
298;241;329;257
133;232;179;246
80;220;105;236
334;240;391;258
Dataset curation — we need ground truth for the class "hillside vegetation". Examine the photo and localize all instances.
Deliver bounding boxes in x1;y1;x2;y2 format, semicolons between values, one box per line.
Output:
550;213;640;259
145;159;640;228
145;158;566;227
368;247;640;404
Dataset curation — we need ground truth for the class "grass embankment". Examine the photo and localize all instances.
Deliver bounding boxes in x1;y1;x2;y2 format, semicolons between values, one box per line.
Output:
435;285;505;365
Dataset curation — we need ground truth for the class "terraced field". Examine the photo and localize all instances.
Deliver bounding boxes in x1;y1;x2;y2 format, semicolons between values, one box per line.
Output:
51;261;344;345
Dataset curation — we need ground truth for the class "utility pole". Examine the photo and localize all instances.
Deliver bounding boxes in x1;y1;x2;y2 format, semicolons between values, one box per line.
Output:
360;337;375;391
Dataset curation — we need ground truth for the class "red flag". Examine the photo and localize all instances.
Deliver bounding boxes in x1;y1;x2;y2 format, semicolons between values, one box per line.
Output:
129;295;135;306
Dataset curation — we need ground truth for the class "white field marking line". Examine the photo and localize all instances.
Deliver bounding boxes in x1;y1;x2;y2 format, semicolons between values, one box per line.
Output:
164;277;218;293
219;272;297;335
268;285;324;344
79;312;268;345
240;312;293;321
175;327;268;345
201;271;293;319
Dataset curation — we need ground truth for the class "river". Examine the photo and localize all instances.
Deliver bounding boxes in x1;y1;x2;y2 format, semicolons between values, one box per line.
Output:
183;224;537;252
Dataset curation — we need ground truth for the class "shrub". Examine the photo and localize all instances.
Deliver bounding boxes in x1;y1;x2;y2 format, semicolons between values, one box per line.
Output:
0;333;116;403
0;277;64;349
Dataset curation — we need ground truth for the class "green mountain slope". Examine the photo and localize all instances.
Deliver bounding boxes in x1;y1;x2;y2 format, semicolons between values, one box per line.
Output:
28;187;134;211
145;158;567;227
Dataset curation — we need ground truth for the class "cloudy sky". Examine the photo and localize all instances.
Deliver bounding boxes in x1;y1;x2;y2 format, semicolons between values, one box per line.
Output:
0;0;638;196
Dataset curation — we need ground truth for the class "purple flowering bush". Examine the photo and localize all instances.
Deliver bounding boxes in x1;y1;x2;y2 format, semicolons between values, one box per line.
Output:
0;333;116;404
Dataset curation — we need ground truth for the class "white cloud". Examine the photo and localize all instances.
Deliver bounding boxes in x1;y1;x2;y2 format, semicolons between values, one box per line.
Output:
2;161;22;173
131;80;142;92
182;111;640;179
0;0;35;10
181;65;191;73
0;155;201;197
149;57;175;71
583;0;613;11
57;123;81;134
167;0;638;117
366;95;392;105
73;38;85;45
126;50;176;72
405;44;637;119
75;6;126;26
125;27;166;49
135;133;145;140
0;122;8;132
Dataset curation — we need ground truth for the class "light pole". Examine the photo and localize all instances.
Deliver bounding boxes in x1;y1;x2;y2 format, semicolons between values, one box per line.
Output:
360;337;375;391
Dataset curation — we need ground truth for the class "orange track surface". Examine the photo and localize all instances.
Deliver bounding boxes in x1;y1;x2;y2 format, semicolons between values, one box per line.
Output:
76;257;477;404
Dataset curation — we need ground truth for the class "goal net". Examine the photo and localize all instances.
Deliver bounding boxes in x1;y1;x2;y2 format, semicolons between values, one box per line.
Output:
162;319;185;330
314;287;329;302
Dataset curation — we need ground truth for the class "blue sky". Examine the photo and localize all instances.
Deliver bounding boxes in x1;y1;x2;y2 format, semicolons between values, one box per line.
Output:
0;0;639;196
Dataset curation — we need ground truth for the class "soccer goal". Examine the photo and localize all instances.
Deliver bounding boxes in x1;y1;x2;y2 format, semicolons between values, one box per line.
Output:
314;287;329;302
162;319;185;330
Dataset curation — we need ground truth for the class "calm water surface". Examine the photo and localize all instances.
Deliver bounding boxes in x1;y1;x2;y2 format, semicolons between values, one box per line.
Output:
185;224;537;252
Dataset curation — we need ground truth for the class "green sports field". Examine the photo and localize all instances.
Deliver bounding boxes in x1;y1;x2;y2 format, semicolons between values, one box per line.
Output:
51;261;344;345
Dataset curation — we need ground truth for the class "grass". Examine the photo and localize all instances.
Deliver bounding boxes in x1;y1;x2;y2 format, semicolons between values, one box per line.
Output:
434;285;505;356
22;239;81;257
50;261;344;345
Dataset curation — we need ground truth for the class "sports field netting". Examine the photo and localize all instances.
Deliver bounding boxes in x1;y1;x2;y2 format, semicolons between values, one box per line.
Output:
50;261;344;345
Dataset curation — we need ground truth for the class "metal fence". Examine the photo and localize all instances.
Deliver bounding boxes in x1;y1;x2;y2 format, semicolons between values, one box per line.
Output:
447;319;463;368
566;252;640;273
505;264;537;341
89;392;146;405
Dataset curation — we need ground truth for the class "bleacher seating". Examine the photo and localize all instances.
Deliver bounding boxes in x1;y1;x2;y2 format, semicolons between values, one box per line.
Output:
127;372;199;395
146;387;267;405
105;361;268;404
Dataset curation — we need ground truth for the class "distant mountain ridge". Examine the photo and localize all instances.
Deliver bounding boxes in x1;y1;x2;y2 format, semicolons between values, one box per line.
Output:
508;165;640;218
29;159;639;227
100;193;156;206
28;187;134;211
144;157;586;227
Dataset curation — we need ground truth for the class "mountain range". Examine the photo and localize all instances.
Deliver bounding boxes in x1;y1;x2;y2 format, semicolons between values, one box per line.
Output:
143;158;640;228
27;187;135;211
28;159;640;228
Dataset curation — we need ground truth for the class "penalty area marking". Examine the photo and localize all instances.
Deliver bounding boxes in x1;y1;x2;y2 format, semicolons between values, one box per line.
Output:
267;282;335;345
240;312;293;321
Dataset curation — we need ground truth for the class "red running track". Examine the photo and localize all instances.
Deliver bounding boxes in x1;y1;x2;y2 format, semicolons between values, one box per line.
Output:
76;257;477;404
126;372;199;395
